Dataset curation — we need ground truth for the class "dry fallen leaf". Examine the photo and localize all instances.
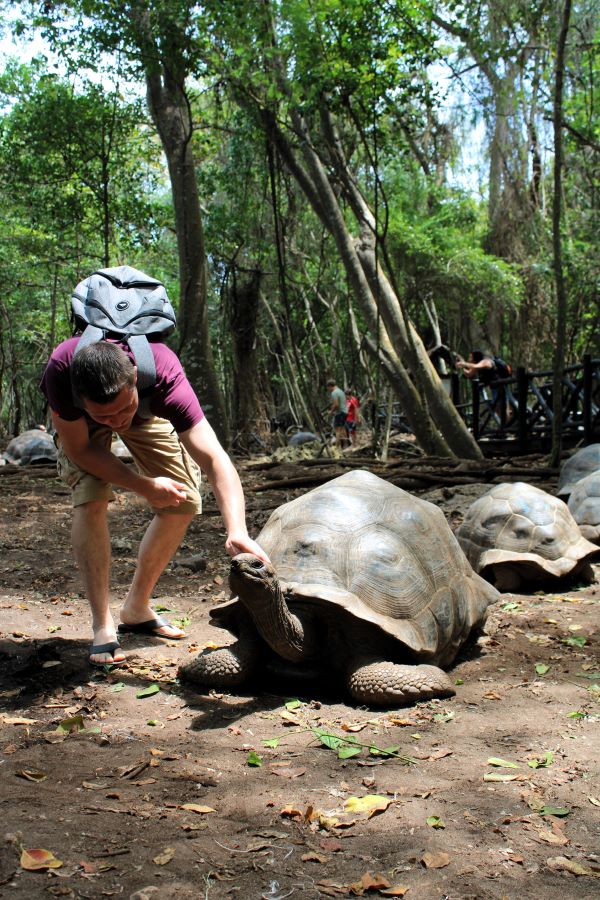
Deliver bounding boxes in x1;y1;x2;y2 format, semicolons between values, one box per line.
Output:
320;837;343;853
547;856;600;877
271;766;306;779
421;851;450;869
180;803;216;814
343;794;392;817
352;872;391;891
380;887;410;897
301;851;329;863
538;829;569;846
15;769;47;782
428;747;453;760
20;848;63;871
153;847;175;866
1;715;38;725
280;805;303;819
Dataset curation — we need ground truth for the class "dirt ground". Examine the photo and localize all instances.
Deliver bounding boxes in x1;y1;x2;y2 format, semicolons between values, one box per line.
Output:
0;455;599;900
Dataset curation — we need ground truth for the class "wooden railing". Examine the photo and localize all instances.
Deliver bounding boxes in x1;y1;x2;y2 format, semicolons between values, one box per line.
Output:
450;354;600;452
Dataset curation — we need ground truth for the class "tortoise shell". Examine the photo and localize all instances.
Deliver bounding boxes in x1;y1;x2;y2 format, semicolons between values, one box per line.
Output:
218;470;498;666
568;472;600;544
557;444;600;498
456;482;599;581
3;429;57;466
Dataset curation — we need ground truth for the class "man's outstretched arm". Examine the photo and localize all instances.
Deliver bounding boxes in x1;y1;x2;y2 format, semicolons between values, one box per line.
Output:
180;418;270;563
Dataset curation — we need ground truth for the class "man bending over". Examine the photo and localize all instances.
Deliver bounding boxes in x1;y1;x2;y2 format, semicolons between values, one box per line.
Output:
41;339;268;667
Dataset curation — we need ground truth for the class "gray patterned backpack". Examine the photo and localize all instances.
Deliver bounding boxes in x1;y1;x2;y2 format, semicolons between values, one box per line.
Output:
71;266;176;417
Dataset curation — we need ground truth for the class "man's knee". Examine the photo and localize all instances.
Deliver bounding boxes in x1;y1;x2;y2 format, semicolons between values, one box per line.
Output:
73;499;109;523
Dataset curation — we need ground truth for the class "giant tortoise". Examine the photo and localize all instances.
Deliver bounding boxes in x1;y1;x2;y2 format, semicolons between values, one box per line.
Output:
567;472;600;544
557;444;600;498
456;482;599;591
179;470;499;706
2;429;57;466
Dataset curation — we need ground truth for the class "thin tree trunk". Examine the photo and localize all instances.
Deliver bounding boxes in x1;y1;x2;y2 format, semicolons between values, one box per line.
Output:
132;4;228;442
550;0;572;467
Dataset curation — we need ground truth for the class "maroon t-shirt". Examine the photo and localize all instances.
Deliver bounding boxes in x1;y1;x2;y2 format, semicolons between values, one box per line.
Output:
40;337;204;434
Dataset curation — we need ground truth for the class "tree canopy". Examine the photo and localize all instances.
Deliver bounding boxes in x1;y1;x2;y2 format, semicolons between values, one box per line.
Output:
0;0;597;455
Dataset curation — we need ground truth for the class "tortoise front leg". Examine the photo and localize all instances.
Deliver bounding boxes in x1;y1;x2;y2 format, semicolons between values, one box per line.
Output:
346;659;456;706
179;635;259;688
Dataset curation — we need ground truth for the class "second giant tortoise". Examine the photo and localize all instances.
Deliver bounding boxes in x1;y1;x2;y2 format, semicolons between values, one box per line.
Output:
2;429;57;466
180;470;499;706
456;482;599;591
557;444;600;498
568;473;600;544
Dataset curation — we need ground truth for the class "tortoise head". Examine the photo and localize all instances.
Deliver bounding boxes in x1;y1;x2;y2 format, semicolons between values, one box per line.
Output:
229;553;279;598
228;553;313;662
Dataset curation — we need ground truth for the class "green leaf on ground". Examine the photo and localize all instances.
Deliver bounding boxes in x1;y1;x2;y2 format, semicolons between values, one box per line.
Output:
262;737;281;749
285;699;303;711
338;745;362;759
535;663;550;675
172;616;191;628
539;805;570;817
136;684;160;698
487;757;520;768
56;714;85;733
426;815;446;829
563;635;587;647
154;604;174;613
247;751;262;767
110;682;125;693
528;751;553;769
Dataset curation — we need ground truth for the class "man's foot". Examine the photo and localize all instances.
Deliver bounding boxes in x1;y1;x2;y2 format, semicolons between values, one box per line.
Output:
89;640;126;667
118;613;186;640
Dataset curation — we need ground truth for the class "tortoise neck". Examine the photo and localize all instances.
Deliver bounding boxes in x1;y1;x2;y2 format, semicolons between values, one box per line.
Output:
240;579;309;662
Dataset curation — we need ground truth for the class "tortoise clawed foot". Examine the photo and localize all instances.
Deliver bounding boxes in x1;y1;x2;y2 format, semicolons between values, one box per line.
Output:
178;644;254;688
347;661;455;707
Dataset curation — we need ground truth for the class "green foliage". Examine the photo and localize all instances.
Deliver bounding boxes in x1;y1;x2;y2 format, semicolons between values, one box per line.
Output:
0;60;171;432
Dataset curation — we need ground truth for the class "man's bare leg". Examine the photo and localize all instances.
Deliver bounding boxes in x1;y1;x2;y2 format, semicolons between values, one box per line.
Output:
120;512;194;638
72;500;125;666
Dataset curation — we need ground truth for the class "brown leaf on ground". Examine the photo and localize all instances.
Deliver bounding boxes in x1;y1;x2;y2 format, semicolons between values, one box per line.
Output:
421;851;450;869
352;872;391;891
271;766;306;778
546;856;600;877
20;848;63;871
301;851;329;863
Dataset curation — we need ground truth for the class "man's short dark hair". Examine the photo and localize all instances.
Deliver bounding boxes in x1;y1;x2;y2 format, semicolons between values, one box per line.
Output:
71;342;136;405
326;379;335;387
471;349;485;364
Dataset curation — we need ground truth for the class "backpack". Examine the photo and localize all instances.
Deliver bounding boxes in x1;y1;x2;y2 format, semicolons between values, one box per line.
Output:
71;266;177;417
493;356;512;379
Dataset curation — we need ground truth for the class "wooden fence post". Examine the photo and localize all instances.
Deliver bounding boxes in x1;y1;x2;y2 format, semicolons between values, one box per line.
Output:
583;354;593;443
472;379;480;442
517;367;529;453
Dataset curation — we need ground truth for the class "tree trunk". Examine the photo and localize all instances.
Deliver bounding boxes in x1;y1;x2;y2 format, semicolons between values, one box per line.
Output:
550;0;572;467
226;268;270;449
132;5;228;442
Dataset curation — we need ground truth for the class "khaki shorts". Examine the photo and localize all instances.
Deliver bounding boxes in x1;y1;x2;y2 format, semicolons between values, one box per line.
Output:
56;417;202;516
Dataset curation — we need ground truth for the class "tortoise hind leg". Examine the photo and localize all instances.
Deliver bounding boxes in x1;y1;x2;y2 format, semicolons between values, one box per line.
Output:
346;659;456;706
179;636;258;688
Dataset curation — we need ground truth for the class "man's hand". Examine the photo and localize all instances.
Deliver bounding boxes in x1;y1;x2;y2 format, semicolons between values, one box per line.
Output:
225;532;271;563
142;476;188;508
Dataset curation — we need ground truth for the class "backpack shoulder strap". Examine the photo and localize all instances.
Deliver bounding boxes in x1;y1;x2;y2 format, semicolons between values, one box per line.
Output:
128;335;157;419
73;324;105;356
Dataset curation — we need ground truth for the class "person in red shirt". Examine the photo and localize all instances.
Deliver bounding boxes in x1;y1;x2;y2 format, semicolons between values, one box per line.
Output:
41;337;269;667
344;388;361;446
